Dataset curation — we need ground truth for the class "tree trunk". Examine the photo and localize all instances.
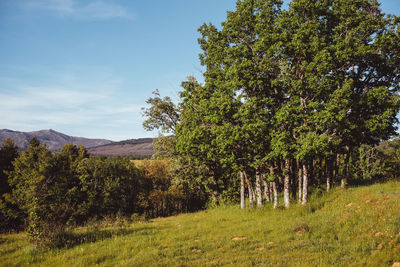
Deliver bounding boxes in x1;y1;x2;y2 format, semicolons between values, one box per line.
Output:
318;159;323;186
297;158;303;203
268;181;273;202
284;158;291;208
269;166;278;208
309;159;314;186
335;153;340;186
278;160;283;185
244;172;255;205
341;146;350;188
302;162;309;205
326;156;333;192
255;169;263;207
291;159;297;200
262;174;271;202
240;171;245;209
272;181;278;209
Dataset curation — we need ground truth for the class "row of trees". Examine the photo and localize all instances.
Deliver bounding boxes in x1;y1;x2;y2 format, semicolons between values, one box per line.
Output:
0;138;205;245
1;133;399;240
143;0;400;208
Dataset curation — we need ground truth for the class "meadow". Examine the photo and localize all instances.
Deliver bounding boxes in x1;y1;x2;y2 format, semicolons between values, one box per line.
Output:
1;181;399;266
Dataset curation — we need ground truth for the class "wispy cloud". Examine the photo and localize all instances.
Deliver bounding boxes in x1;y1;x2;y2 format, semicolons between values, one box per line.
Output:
0;68;144;140
1;87;103;110
22;0;134;20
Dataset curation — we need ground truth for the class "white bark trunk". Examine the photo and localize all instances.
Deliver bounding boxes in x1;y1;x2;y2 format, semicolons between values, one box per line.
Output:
341;147;350;188
327;176;331;191
272;181;278;209
302;163;308;205
284;158;290;208
269;166;278;209
335;153;340;186
326;156;332;192
297;158;302;203
240;171;245;209
255;169;263;207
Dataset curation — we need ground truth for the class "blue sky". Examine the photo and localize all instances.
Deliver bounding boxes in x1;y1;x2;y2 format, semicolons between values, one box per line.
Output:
0;0;399;141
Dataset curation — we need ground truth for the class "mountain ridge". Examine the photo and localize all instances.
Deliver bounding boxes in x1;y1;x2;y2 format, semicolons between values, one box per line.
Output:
0;129;113;151
0;129;154;156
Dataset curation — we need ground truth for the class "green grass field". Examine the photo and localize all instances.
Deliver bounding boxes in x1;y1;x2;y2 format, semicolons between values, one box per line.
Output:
1;181;400;266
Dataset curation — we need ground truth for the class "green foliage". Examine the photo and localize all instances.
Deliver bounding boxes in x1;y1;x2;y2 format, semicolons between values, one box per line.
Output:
351;139;400;183
26;199;45;247
76;157;139;219
7;138;51;211
134;159;207;217
142;89;179;134
6;138;55;237
4;139;92;243
351;144;386;182
378;138;400;180
0;135;206;246
0;139;20;231
0;139;19;196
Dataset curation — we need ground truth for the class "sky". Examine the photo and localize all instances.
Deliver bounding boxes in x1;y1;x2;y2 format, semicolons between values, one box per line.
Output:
0;0;399;141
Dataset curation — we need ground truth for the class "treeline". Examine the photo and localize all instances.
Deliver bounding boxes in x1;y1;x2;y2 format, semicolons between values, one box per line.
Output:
143;0;400;209
0;138;205;246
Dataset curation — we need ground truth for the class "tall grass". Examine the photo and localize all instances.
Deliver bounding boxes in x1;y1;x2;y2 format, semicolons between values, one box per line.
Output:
1;181;400;266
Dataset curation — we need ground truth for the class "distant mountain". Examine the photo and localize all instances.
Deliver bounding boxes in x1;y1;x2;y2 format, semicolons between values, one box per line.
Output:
0;129;155;157
87;138;154;157
0;129;113;151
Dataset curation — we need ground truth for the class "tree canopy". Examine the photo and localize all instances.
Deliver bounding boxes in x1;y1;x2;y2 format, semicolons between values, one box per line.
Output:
143;0;400;208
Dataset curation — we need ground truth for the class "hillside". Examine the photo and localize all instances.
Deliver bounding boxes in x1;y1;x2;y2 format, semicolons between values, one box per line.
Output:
87;138;154;157
0;129;154;156
1;181;399;266
0;129;112;151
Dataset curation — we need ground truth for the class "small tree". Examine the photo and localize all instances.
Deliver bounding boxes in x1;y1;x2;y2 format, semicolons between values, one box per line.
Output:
8;137;56;245
0;139;20;231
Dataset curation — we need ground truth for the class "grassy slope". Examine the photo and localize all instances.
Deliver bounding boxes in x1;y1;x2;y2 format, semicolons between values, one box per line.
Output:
1;181;400;266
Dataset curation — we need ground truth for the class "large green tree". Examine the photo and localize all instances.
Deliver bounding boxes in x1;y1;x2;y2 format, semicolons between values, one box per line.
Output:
143;0;400;209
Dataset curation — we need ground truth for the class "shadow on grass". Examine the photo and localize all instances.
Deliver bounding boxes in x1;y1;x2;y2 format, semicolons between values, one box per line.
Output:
51;225;154;249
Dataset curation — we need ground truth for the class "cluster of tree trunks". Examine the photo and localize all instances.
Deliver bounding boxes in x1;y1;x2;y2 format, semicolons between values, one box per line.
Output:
239;152;352;209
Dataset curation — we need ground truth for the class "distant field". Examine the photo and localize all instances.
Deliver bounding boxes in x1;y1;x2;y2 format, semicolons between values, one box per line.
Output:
87;138;154;157
1;181;399;266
